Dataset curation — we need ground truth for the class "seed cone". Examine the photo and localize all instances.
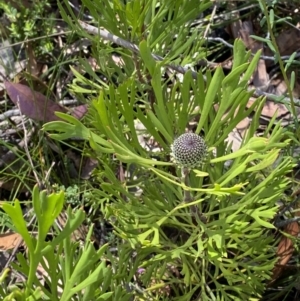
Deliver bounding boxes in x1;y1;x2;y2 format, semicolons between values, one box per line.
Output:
171;133;207;167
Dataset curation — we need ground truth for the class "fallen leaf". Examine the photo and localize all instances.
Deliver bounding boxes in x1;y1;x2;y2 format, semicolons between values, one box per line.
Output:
270;221;299;284
237;21;269;89
71;104;88;119
265;26;300;58
270;191;300;284
25;42;40;77
80;157;98;180
4;81;67;123
0;232;23;250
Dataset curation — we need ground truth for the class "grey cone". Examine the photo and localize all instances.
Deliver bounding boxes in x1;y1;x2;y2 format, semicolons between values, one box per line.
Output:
171;133;207;167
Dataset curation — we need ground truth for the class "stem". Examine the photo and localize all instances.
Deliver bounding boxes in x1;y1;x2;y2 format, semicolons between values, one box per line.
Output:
181;167;192;203
25;250;40;297
260;0;296;118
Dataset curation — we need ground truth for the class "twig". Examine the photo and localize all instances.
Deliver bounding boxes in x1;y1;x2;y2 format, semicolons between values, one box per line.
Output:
78;21;300;110
78;20;199;79
260;1;296;118
203;4;217;38
67;0;93;20
0;31;72;51
253;85;300;107
0;109;21;121
275;217;300;228
58;99;79;106
206;37;300;61
44;161;55;183
17;98;42;188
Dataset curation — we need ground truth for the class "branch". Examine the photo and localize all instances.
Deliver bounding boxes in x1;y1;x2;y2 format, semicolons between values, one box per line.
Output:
78;20;300;108
78;20;199;79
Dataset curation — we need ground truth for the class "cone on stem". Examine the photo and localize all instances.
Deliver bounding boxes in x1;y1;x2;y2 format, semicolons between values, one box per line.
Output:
171;133;207;168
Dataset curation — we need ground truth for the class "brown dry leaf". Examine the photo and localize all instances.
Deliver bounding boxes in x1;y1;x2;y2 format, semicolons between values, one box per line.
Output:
265;26;300;58
228;1;268;89
64;149;97;179
80;157;98;180
71;104;88;119
4;81;67;123
226;128;243;152
271;190;300;284
224;3;271;151
246;97;296;126
25;42;41;77
227;1;242;39
18;73;52;97
271;221;300;283
238;21;269;89
0;232;23;250
19;42;50;94
225;15;300;152
269;72;300;99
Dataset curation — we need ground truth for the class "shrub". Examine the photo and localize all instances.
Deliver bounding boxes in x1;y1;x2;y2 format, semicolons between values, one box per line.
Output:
42;1;295;300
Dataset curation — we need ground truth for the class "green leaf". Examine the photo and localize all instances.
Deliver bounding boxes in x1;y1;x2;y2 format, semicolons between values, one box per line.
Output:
151;66;173;137
43;113;112;150
250;35;269;43
232;39;249;70
34;186;64;242
246;150;279;172
136;107;169;148
139;40;157;76
61;244;109;300
211;137;277;164
146;109;172;144
178;71;193;132
196;67;223;134
2;200;34;252
206;88;247;142
241;49;261;84
290;71;295;91
93;92;110;134
193;170;209;177
247;207;276;229
222;63;249;88
43;208;86;253
266;40;276;53
284;51;297;71
71;261;110;295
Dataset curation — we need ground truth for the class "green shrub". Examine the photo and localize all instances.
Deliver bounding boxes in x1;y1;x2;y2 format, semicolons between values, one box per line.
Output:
0;0;55;54
41;1;295;300
2;0;296;300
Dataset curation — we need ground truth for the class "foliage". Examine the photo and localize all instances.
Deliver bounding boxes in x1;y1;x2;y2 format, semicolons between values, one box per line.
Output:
0;0;55;54
0;185;128;301
0;0;298;300
41;1;297;300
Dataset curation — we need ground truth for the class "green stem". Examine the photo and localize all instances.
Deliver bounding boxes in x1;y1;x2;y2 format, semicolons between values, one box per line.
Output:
25;250;41;297
260;0;296;119
181;167;192;203
26;221;44;296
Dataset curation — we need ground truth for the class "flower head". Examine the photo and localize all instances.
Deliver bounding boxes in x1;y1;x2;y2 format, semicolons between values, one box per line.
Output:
171;133;207;168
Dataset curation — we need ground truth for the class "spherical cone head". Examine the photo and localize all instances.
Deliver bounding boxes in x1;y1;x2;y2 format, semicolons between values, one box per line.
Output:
172;133;207;167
